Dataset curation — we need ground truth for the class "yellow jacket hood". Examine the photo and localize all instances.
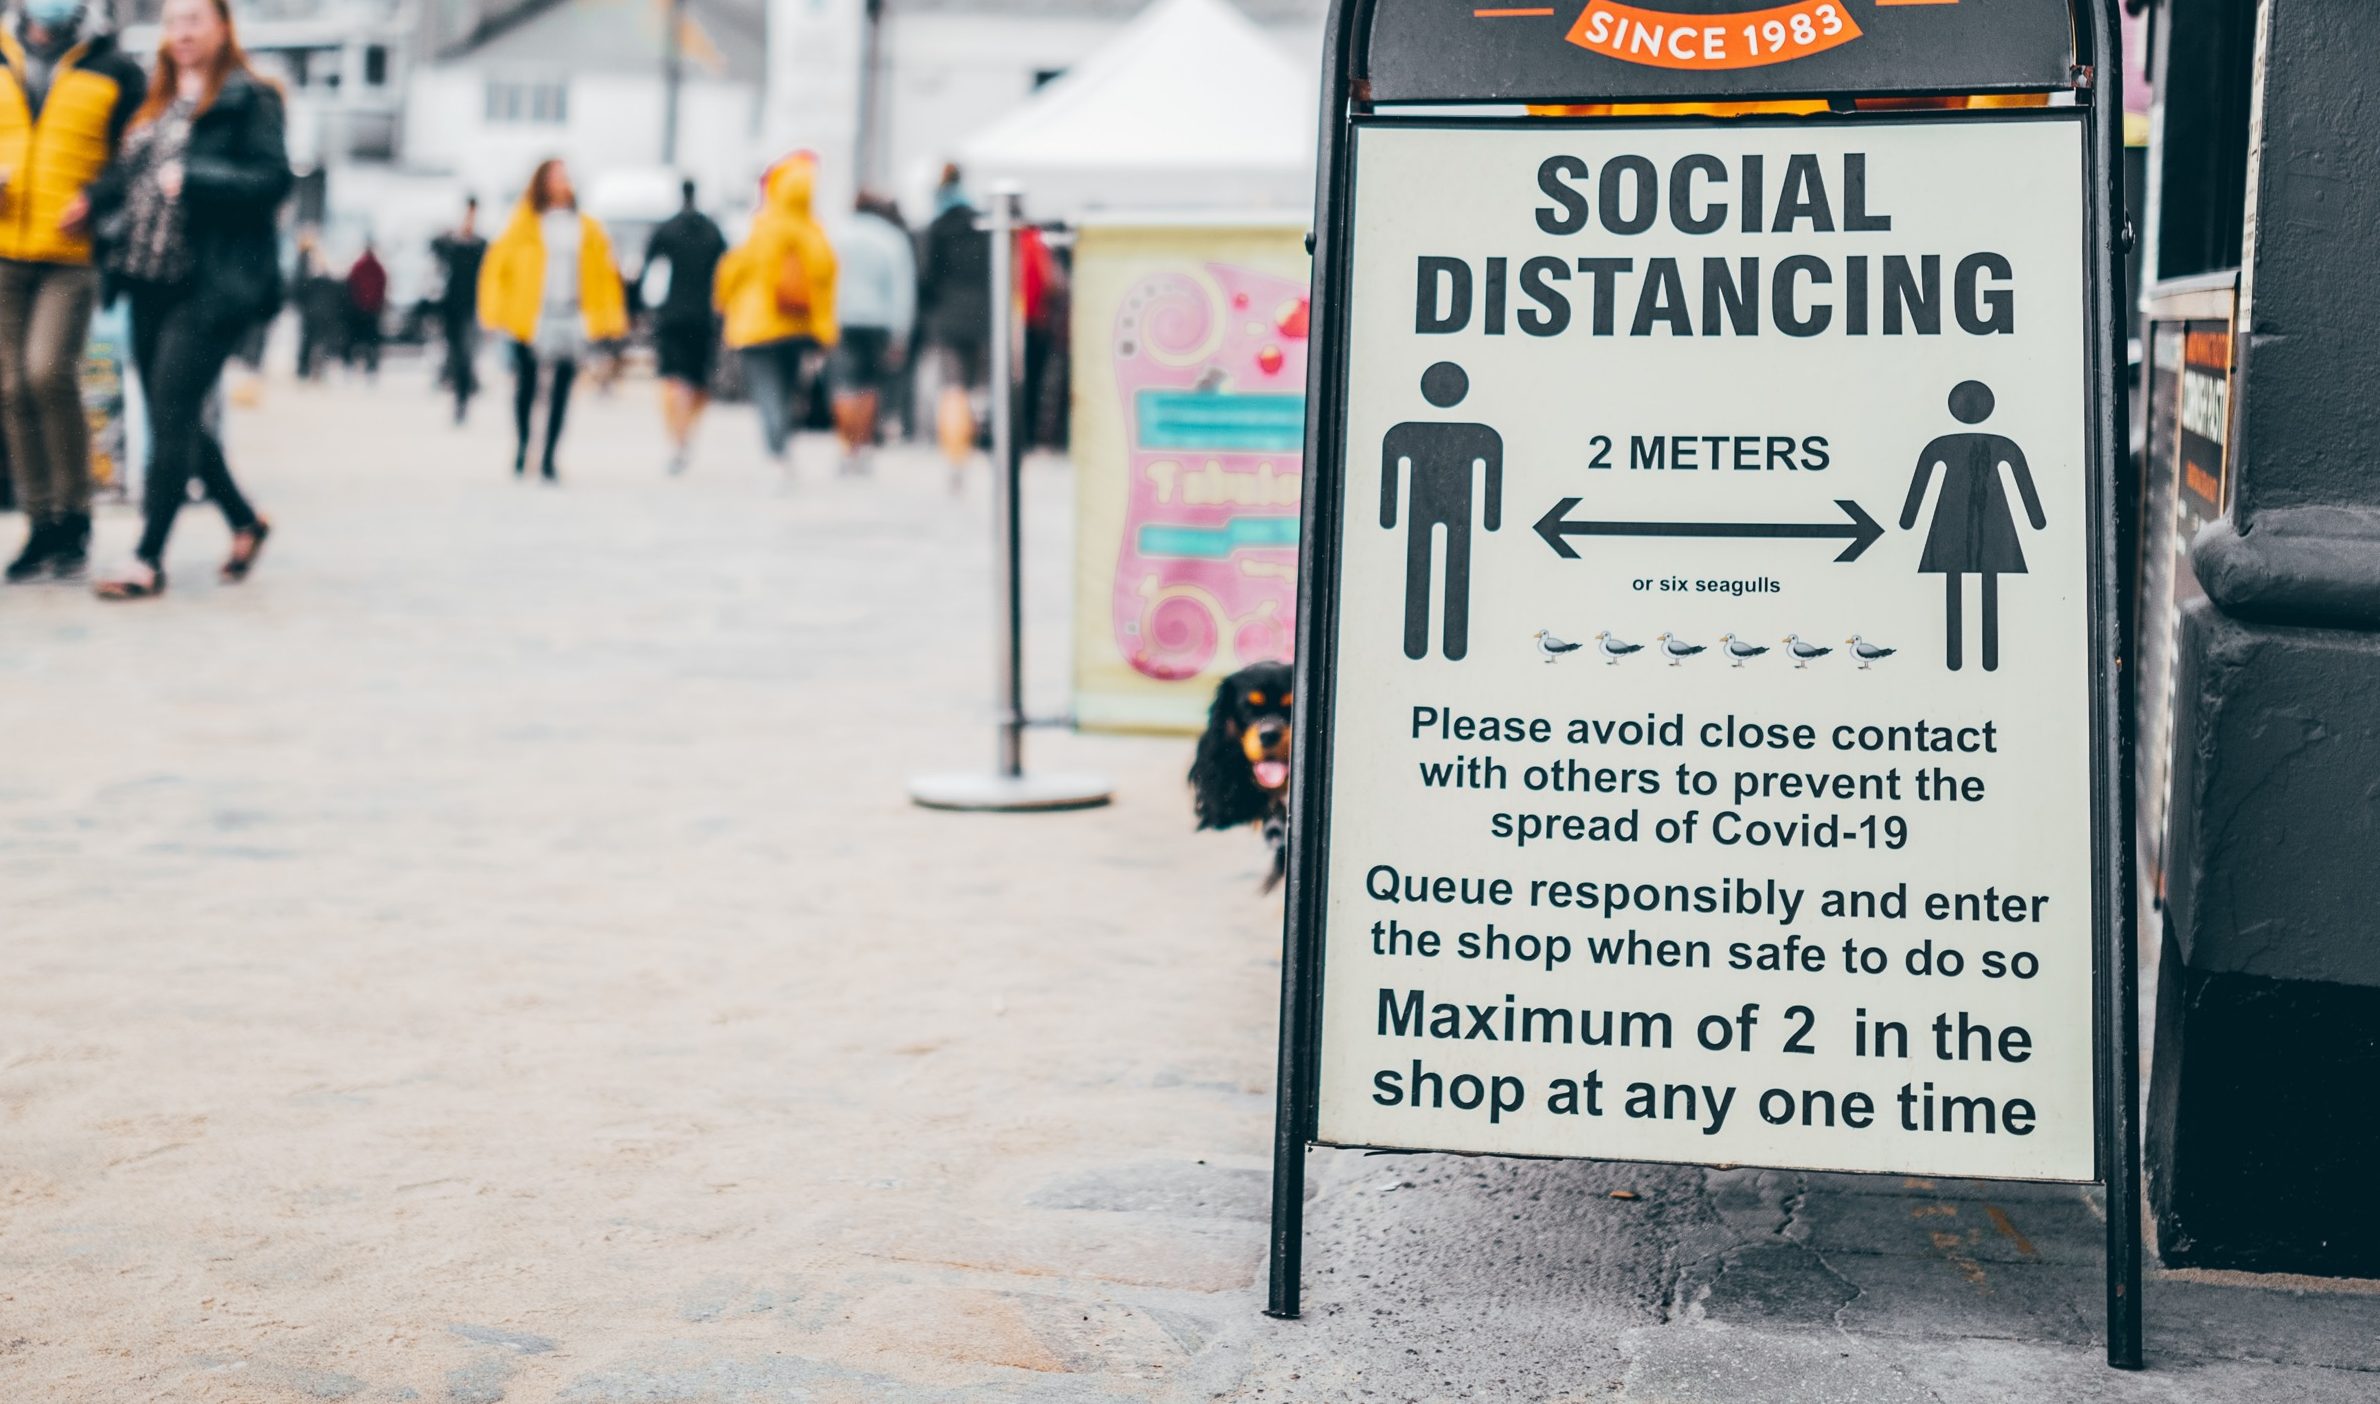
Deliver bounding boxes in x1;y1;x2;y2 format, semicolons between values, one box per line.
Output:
716;156;838;349
765;156;814;220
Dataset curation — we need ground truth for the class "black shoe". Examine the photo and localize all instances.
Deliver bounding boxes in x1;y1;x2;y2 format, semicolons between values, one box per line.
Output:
221;517;270;581
48;512;89;579
94;559;165;600
5;518;55;582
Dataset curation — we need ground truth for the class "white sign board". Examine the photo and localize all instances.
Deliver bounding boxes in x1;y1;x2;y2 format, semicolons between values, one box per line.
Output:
1312;116;2095;1181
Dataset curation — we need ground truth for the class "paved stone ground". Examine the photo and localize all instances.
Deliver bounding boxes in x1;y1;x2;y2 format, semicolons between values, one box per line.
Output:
2;364;2375;1403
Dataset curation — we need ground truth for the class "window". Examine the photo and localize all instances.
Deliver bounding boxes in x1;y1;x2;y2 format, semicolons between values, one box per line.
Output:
484;77;568;126
363;45;388;86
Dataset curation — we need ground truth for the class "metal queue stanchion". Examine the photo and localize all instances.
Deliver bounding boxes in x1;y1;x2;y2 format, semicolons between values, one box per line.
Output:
910;183;1114;812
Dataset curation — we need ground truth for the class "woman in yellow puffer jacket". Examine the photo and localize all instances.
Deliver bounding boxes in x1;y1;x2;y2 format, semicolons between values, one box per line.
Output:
478;158;625;481
715;153;836;473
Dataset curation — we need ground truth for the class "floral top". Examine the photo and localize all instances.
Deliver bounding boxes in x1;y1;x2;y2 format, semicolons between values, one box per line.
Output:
109;100;196;285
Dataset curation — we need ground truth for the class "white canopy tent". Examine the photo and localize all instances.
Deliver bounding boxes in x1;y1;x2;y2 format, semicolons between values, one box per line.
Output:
955;0;1317;219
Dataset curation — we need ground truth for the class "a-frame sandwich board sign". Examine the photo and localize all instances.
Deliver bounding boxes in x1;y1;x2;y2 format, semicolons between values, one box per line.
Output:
1272;0;2141;1369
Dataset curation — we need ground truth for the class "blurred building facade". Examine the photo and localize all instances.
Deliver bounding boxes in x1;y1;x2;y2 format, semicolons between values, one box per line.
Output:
406;0;763;212
102;0;1323;297
853;0;1325;217
120;0;443;172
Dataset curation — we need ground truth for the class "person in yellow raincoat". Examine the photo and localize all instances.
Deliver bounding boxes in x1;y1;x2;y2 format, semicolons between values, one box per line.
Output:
478;158;626;481
715;153;837;475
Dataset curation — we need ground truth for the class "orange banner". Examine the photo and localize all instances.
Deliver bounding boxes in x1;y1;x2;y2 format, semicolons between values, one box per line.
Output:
1566;0;1863;70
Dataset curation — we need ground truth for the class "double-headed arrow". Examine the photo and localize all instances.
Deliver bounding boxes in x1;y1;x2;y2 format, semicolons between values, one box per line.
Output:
1532;496;1885;564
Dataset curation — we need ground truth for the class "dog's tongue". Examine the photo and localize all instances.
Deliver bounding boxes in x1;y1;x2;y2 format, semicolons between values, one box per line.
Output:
1254;760;1290;790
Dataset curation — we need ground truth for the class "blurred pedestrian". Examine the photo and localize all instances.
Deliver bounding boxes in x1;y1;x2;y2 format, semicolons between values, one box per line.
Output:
478;158;626;481
863;194;917;441
715;153;835;478
0;0;145;582
292;227;343;380
430;195;484;423
344;239;384;378
829;190;912;476
1017;222;1067;450
640;177;725;474
90;0;292;600
916;163;989;488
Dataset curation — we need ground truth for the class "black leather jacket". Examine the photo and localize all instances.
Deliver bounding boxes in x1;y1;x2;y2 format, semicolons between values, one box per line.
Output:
90;70;293;323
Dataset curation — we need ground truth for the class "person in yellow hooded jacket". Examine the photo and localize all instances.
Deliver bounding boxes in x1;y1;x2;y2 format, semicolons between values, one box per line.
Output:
715;153;835;474
477;158;625;481
0;0;145;581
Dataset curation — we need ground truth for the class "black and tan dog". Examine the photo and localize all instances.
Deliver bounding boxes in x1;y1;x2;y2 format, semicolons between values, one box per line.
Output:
1190;660;1294;889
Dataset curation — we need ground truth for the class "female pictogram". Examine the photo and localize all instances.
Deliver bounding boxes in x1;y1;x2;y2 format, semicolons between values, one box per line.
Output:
1901;380;2046;671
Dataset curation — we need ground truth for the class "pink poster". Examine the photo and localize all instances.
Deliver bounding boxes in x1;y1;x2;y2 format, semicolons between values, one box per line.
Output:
1072;226;1312;732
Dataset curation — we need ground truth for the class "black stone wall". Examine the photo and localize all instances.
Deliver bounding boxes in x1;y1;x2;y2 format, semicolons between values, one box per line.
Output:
2145;0;2380;1276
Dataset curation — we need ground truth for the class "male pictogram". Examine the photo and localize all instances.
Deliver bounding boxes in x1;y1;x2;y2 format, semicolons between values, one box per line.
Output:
1381;361;1501;660
1902;380;2047;672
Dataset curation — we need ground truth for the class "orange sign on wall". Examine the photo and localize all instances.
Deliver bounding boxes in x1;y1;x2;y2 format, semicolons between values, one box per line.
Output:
1565;0;1862;69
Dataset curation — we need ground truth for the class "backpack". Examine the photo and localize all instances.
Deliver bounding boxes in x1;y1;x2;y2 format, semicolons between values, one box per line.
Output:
775;246;812;316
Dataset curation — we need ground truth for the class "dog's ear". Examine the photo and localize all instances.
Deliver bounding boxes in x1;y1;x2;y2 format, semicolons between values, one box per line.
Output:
1191;675;1264;831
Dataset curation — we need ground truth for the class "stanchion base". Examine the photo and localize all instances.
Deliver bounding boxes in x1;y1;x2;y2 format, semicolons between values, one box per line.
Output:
908;772;1114;812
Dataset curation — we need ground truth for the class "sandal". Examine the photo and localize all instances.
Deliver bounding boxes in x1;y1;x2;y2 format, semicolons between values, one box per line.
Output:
222;518;271;581
94;563;167;600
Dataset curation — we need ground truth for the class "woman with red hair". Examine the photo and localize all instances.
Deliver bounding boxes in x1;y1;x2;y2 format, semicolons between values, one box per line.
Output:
89;0;292;599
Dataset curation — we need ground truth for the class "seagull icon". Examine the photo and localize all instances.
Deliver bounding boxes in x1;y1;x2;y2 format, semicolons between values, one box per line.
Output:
1534;629;1583;663
1783;634;1833;668
1655;632;1706;667
1595;631;1644;664
1719;633;1769;667
1848;635;1897;669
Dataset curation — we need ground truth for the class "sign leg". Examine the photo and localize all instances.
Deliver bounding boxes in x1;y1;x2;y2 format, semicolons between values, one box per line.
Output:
2106;1171;2144;1367
2105;898;2145;1368
1266;1105;1305;1318
1267;899;1310;1319
2090;0;2143;1367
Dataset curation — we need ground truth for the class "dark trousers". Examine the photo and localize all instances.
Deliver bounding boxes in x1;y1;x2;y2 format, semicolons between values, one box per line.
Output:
740;338;816;461
1022;324;1059;450
509;341;575;476
440;310;478;420
130;282;256;566
347;309;381;376
296;307;340;379
0;260;97;520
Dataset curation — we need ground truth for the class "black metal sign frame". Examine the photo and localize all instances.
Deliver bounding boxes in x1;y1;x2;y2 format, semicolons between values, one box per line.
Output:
1366;0;2078;107
1270;0;2141;1371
